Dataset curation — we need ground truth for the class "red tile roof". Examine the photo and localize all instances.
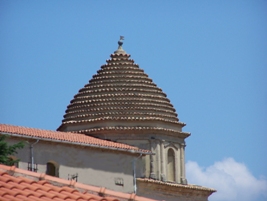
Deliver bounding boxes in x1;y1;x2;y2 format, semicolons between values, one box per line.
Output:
0;124;151;154
0;164;157;201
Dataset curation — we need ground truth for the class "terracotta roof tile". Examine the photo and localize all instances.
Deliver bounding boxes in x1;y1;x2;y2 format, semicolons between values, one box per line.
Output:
0;164;157;201
0;124;151;154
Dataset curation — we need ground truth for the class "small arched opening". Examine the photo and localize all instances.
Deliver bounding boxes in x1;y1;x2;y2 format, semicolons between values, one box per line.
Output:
46;161;59;177
167;148;175;182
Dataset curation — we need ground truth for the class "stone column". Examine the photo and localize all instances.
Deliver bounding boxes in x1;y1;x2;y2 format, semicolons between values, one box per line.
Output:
180;143;187;184
156;141;161;179
174;144;180;183
160;140;166;181
149;139;156;179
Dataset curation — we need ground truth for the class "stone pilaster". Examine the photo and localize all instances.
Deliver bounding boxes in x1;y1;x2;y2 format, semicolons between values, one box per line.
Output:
174;144;180;183
150;139;156;180
150;139;156;179
160;140;166;182
180;143;187;184
156;141;161;179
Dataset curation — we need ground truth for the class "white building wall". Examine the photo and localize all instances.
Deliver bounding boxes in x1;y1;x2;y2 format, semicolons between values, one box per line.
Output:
6;137;144;193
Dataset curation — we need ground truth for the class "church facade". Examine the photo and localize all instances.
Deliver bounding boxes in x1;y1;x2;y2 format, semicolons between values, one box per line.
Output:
0;38;216;200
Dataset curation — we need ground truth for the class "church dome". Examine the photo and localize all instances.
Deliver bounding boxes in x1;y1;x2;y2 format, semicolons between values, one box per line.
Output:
58;38;188;137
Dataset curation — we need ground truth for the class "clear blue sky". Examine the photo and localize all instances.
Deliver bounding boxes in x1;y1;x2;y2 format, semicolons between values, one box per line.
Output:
1;1;266;201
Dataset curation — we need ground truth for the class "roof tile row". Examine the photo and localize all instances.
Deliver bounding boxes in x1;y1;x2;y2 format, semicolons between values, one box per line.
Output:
0;124;151;154
0;164;157;201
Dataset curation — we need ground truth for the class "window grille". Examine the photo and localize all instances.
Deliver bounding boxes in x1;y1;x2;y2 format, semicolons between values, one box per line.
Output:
28;162;38;172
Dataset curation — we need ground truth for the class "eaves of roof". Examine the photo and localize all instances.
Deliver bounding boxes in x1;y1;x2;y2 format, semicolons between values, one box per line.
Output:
0;124;152;155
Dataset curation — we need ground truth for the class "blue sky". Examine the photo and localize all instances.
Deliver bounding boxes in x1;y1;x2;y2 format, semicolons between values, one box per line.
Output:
1;1;266;200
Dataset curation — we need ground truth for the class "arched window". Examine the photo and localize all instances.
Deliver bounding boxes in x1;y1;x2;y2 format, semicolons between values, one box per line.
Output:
167;148;175;182
46;161;59;177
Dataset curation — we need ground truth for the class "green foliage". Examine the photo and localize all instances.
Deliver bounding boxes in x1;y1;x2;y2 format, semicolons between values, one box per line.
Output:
0;135;24;166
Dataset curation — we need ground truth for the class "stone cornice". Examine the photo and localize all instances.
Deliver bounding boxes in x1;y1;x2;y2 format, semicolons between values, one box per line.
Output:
137;178;216;195
73;126;190;138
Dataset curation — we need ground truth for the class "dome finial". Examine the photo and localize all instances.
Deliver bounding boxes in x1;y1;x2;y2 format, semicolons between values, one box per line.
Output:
114;36;126;54
118;36;124;46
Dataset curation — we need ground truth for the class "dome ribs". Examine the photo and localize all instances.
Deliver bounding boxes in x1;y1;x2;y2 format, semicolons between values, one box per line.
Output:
92;71;148;79
64;105;177;118
104;62;138;67
67;96;174;106
68;99;172;113
85;79;157;87
80;83;160;92
63;111;178;122
90;75;152;82
70;93;170;103
66;102;177;115
100;66;141;71
64;110;177;118
74;88;166;99
58;48;185;133
95;70;146;77
110;53;131;57
61;116;181;125
66;98;176;114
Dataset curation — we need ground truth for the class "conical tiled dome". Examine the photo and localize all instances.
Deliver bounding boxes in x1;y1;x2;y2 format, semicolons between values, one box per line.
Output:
58;40;187;137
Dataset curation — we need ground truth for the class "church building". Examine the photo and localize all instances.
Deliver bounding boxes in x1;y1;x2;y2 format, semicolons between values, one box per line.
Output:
0;38;216;201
